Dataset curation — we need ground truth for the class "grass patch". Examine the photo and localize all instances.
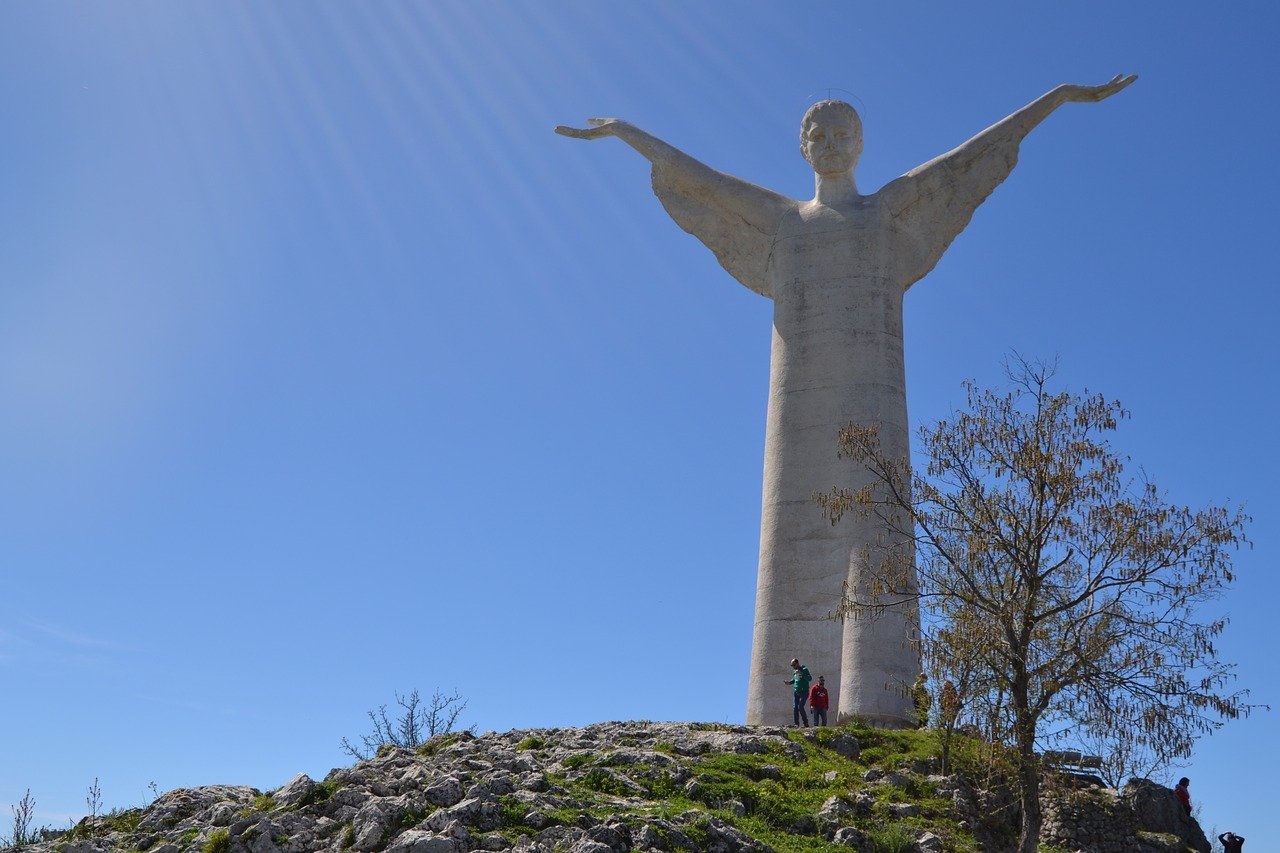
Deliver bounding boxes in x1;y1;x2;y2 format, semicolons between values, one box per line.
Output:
251;793;276;812
417;732;462;756
642;772;682;799
201;828;230;853
496;794;577;840
400;805;432;828
296;779;341;808
848;726;937;768
102;807;144;834
490;723;992;853
578;768;633;797
499;795;530;827
865;824;915;853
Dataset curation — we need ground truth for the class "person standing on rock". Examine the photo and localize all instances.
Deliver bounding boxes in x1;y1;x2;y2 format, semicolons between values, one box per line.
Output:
809;675;830;727
939;679;960;730
788;658;812;726
1219;831;1245;852
1174;777;1192;816
912;673;931;728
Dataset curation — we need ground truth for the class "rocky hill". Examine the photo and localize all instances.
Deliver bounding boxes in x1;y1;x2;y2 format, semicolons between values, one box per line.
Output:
18;721;1209;853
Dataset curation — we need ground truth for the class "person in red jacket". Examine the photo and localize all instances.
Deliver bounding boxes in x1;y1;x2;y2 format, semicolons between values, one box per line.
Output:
808;675;830;727
1174;777;1192;816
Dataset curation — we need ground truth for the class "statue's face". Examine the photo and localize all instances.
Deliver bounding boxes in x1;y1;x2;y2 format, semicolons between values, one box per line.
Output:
802;112;862;176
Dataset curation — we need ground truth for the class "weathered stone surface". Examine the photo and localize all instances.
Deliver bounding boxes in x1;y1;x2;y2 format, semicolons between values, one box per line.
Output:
829;733;860;760
832;826;867;848
384;831;458;853
274;773;317;808
585;822;631;853
137;785;260;833
817;795;855;823
208;801;240;826
424;776;465;807
1120;778;1210;853
913;831;944;853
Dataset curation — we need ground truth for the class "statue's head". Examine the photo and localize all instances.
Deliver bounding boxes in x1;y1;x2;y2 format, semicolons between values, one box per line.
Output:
800;100;863;176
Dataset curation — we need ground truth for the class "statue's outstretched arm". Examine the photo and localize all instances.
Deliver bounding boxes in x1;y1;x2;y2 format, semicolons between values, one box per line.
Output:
929;74;1135;173
557;118;794;298
881;75;1136;288
556;118;793;224
556;118;685;168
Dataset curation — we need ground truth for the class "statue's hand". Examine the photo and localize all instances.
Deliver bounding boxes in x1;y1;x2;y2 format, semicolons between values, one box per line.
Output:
554;117;632;140
1060;74;1138;103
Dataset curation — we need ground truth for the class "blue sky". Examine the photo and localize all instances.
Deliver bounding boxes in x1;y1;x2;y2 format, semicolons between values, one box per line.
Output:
2;0;1277;843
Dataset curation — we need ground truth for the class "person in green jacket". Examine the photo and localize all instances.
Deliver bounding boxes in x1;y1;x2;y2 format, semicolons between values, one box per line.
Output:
787;658;812;726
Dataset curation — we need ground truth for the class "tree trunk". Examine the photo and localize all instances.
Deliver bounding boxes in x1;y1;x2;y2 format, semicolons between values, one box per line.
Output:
1016;728;1042;853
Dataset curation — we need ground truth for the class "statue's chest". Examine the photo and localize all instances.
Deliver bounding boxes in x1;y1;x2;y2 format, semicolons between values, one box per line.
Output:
769;204;899;321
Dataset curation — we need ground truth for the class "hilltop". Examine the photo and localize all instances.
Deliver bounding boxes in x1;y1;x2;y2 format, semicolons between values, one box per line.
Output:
17;721;1209;853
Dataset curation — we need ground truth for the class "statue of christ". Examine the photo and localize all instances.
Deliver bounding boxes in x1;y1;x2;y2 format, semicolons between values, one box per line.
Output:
558;75;1135;726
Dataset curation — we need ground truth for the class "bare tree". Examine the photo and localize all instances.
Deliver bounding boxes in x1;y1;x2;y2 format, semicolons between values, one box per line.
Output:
3;789;38;850
85;778;101;826
1073;721;1183;790
819;357;1258;853
340;688;469;761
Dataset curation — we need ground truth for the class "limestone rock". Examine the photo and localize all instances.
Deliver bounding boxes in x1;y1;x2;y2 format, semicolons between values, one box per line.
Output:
913;831;943;853
424;776;465;807
1120;778;1210;853
832;826;866;848
829;733;860;760
8;720;1199;853
273;773;317;808
384;831;458;853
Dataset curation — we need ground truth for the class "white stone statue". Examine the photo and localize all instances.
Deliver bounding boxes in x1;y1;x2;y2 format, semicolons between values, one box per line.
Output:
558;75;1136;727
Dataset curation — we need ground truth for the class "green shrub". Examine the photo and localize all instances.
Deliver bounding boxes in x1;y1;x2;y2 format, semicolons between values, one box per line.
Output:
251;793;276;812
400;806;428;828
643;772;681;800
515;736;545;751
561;753;593;769
417;732;462;756
297;779;341;808
865;824;915;853
682;813;712;847
499;796;531;827
578;768;633;797
201;828;231;853
102;807;144;834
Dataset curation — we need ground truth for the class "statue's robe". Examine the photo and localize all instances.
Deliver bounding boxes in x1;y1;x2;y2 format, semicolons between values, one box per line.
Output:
650;121;1023;726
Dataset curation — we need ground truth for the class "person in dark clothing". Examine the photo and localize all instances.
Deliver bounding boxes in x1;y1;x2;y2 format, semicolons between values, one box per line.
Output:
787;658;811;726
808;675;830;726
1218;831;1244;852
1174;777;1191;816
